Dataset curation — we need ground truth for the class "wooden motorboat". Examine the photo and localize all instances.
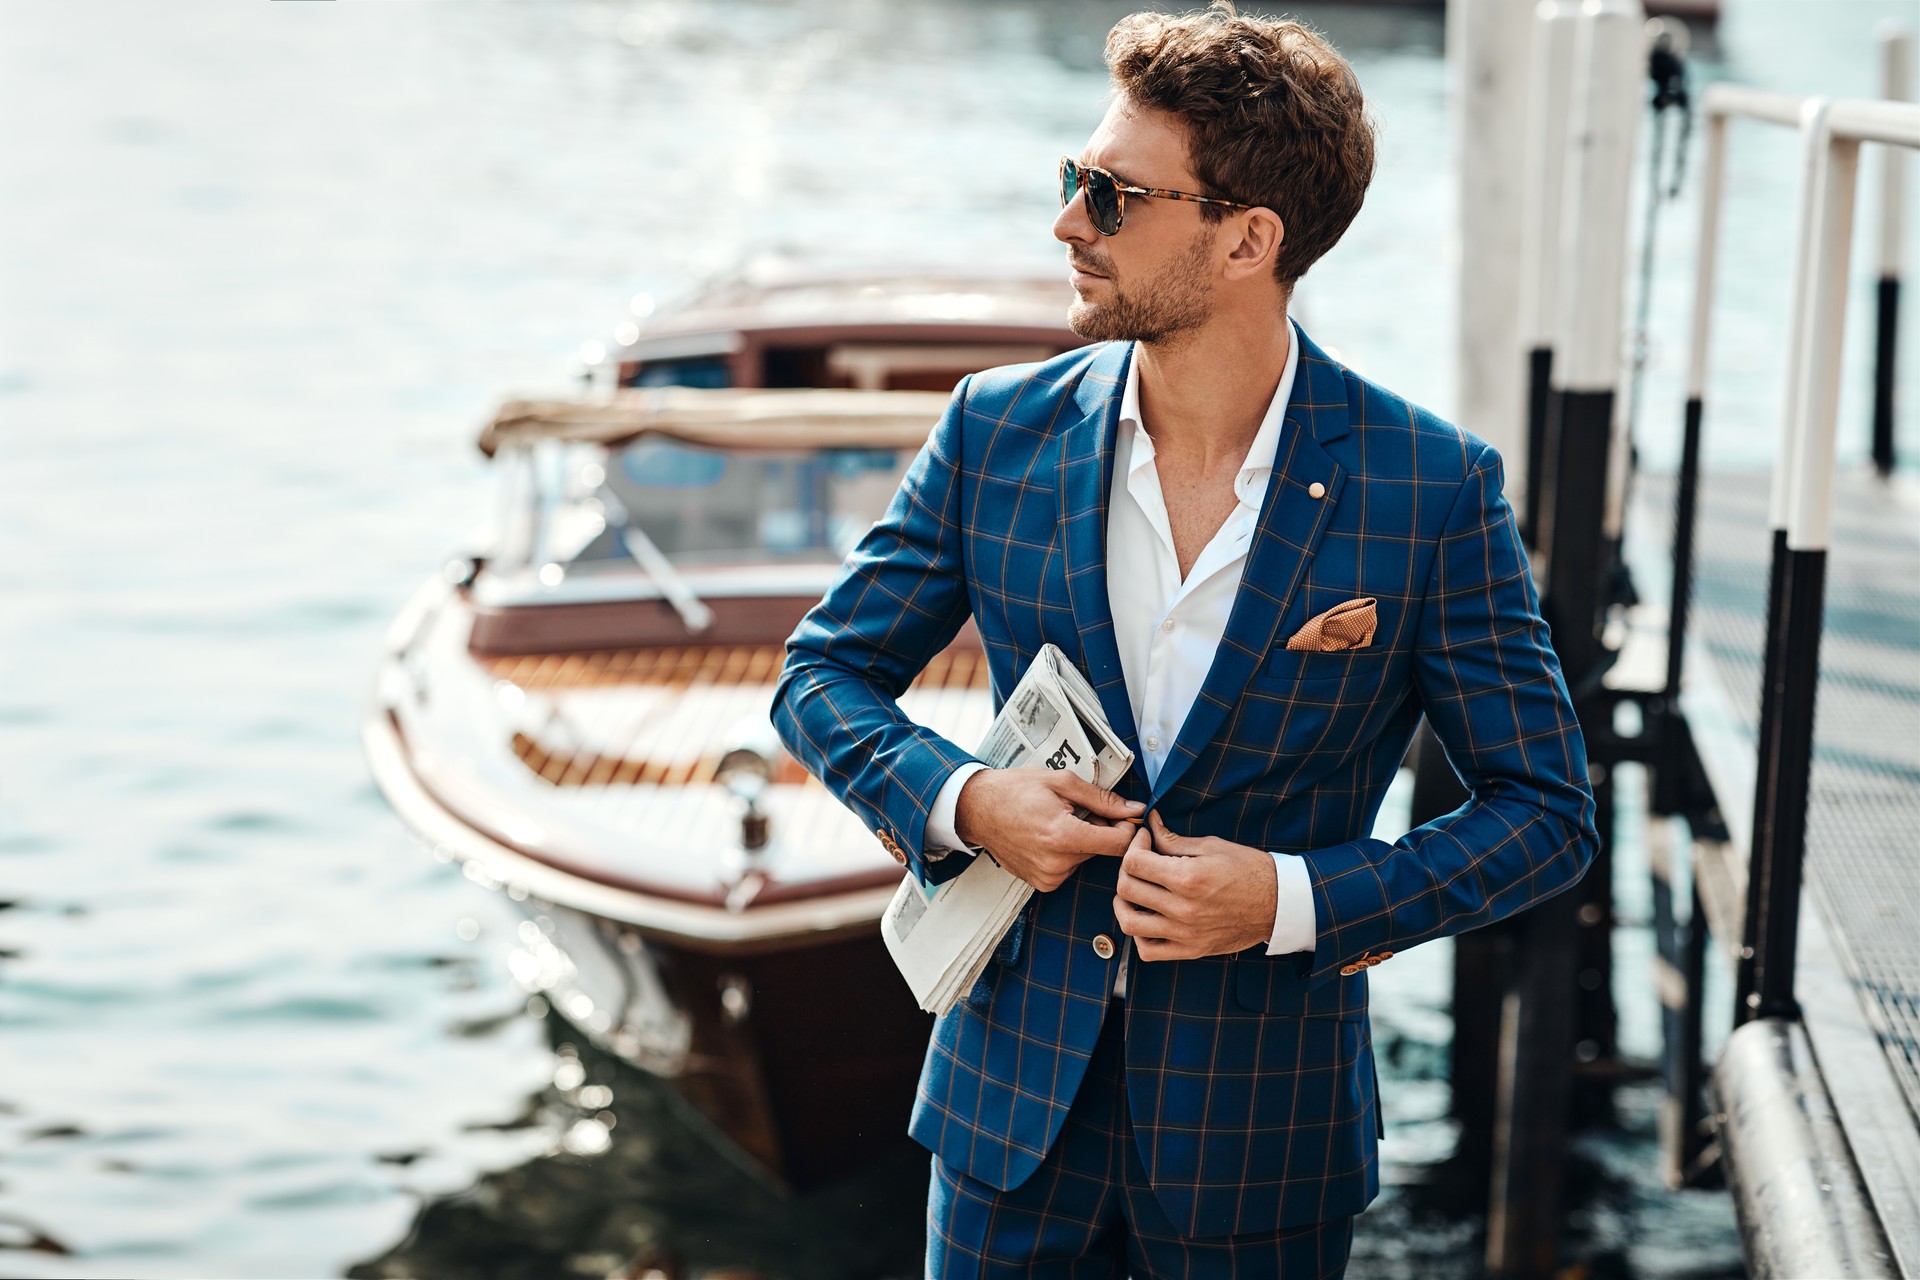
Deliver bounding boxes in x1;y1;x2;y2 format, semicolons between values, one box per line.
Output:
364;262;1084;1188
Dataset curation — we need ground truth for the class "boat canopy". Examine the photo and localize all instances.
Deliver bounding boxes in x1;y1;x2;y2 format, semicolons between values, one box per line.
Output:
478;387;953;457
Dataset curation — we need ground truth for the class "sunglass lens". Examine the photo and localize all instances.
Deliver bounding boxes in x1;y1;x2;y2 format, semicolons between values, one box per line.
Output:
1060;159;1079;209
1084;169;1122;235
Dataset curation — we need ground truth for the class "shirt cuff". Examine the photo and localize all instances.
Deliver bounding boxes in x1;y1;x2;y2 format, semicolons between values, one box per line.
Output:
1266;851;1317;955
923;762;989;859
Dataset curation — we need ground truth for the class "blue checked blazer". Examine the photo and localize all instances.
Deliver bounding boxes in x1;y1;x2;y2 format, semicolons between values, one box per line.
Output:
772;328;1597;1238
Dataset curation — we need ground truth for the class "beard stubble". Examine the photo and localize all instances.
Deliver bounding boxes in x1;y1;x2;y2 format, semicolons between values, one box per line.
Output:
1066;227;1216;345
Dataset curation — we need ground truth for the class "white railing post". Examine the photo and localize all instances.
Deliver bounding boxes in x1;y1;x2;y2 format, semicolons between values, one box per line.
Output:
1533;0;1643;628
1517;0;1584;546
1450;0;1537;525
1748;92;1920;1021
1488;6;1644;1277
1732;95;1831;1022
1659;104;1728;705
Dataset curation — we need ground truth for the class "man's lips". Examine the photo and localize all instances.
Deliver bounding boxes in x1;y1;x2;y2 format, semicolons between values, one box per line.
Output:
1069;260;1109;281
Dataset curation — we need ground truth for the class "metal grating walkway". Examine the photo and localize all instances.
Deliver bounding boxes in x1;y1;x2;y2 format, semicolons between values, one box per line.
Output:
1631;468;1920;1121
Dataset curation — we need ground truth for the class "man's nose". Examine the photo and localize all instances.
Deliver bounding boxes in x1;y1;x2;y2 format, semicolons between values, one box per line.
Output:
1053;192;1095;246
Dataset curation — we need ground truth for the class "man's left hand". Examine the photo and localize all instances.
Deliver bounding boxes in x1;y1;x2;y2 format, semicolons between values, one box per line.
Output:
1112;811;1279;961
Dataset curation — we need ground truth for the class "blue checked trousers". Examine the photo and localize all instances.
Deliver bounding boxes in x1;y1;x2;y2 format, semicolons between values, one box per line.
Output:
927;1001;1355;1279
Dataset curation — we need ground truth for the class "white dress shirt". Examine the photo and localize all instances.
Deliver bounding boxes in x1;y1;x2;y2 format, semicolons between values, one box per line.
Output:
924;321;1318;990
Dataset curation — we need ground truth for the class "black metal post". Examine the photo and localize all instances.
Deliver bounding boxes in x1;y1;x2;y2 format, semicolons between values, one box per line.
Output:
1449;923;1508;1205
1677;875;1711;1178
1746;548;1829;1021
1874;276;1900;476
1649;817;1682;1175
1651;817;1713;1185
1573;760;1618;1128
1525;346;1555;549
1490;383;1614;1277
1733;528;1791;1024
1542;390;1615;679
1655;394;1706;816
1486;889;1582;1279
1408;721;1508;1209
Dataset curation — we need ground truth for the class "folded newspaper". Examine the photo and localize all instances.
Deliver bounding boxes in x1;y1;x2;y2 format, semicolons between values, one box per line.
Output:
881;644;1134;1015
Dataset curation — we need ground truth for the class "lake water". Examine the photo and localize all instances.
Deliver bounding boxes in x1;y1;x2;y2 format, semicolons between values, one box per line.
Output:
1;1;1911;1276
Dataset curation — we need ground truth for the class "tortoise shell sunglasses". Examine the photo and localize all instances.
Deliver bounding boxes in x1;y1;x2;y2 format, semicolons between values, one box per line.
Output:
1059;157;1253;236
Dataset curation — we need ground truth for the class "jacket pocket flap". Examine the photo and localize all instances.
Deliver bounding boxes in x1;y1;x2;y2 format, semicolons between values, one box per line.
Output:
1233;954;1365;1018
1264;646;1391;682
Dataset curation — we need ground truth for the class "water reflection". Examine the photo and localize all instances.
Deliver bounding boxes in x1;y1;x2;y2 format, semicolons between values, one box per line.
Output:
348;1003;927;1280
347;989;1743;1280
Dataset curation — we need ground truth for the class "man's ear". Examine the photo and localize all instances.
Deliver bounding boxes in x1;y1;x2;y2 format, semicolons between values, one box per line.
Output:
1222;207;1285;282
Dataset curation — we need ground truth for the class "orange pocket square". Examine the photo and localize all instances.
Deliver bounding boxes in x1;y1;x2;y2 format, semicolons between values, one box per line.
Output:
1285;597;1377;652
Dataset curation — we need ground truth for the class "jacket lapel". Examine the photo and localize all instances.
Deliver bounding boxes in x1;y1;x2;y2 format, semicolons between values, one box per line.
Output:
1150;329;1353;805
1056;342;1142;764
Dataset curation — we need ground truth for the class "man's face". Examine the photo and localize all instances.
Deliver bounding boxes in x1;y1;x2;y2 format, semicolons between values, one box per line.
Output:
1053;97;1220;344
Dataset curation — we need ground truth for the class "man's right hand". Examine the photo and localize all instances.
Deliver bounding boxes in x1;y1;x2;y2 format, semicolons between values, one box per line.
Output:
953;767;1144;892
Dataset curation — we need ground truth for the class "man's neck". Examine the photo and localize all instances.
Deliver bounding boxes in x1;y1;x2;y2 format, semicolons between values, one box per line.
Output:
1133;308;1292;468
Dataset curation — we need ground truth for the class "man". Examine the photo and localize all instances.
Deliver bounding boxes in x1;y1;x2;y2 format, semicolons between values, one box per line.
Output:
773;5;1597;1275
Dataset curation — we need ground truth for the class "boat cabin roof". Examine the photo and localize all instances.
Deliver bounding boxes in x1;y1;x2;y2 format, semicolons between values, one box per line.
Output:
477;387;952;457
611;259;1083;392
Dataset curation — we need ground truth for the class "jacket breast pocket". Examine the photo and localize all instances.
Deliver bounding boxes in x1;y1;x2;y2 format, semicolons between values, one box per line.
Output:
1262;646;1394;686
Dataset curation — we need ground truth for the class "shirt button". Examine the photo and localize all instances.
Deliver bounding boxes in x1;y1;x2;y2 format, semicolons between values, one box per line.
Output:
1144;735;1160;753
1160;617;1175;633
1093;934;1115;960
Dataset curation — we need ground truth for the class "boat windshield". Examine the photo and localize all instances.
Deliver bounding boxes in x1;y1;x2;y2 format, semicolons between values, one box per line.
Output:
593;439;911;566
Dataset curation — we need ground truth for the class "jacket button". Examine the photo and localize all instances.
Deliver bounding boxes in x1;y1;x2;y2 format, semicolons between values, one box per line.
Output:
1375;950;1393;962
1308;481;1327;499
1340;963;1363;976
1092;934;1115;960
891;848;907;865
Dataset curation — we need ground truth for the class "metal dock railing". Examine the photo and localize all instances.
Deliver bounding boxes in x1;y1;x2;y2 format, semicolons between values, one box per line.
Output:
1627;73;1920;1279
1427;5;1919;1271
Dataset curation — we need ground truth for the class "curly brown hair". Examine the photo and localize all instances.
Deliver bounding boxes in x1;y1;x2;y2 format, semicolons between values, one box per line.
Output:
1105;2;1376;291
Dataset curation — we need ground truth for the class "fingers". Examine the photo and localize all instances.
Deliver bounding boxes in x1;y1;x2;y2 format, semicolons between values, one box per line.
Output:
1146;809;1192;854
1068;811;1138;859
1094;820;1153;862
1114;905;1194;961
1028;814;1131;888
1133;936;1196;963
1114;895;1171;941
1121;835;1191;894
1114;862;1181;918
1053;770;1147;823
